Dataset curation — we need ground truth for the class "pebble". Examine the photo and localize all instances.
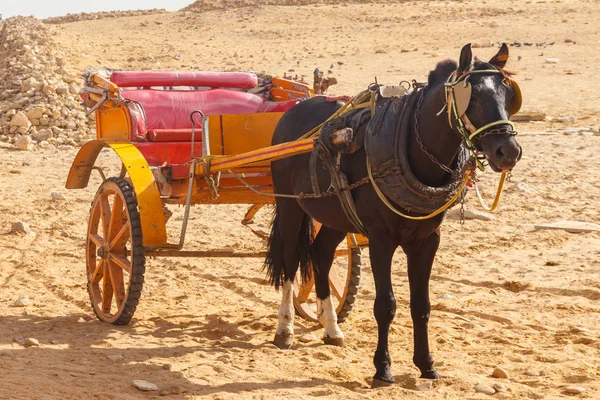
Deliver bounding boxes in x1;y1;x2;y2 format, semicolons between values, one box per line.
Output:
162;363;172;371
492;383;508;392
545;57;560;64
51;192;67;201
570;327;590;334
10;221;34;236
524;370;540;376
299;333;319;343
564;386;585;394
132;380;159;391
446;209;495;221
24;338;40;347
13;296;30;307
416;381;433;391
106;354;123;361
159;384;183;396
492;367;509;379
1;350;15;357
474;383;496;395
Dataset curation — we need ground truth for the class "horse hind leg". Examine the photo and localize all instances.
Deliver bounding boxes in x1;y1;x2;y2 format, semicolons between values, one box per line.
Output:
265;198;313;350
311;225;346;347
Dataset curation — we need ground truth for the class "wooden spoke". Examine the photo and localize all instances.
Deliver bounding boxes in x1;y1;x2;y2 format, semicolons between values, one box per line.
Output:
295;274;315;303
109;262;126;308
328;267;344;302
89;233;105;248
109;253;132;274
90;259;105;284
101;261;114;314
108;195;124;243
109;222;130;250
99;194;111;238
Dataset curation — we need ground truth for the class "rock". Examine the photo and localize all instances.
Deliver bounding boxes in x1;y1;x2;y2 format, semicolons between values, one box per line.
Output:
162;363;172;371
24;338;40;347
492;367;509;379
524;370;540;376
15;135;34;151
132;380;159;391
51;192;67;201
534;221;600;234
571;327;590;334
1;350;15;357
299;333;319;343
545;58;560;64
446;208;495;221
106;354;123;361
9;112;32;129
25;107;45;119
492;383;507;392
10;221;34;236
159;384;183;396
474;383;496;395
33;128;52;142
13;296;30;307
564;386;585;394
416;381;433;391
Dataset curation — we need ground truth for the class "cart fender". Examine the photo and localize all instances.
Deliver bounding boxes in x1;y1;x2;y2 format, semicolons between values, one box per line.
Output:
65;140;167;246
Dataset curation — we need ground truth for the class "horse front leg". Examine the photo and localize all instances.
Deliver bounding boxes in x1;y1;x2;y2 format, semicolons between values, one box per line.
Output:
402;229;441;379
369;234;398;385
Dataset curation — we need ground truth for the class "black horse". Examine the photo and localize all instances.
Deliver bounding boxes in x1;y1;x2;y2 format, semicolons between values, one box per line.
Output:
265;44;522;384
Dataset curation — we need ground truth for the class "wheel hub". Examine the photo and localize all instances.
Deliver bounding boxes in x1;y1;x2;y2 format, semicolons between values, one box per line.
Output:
97;246;109;259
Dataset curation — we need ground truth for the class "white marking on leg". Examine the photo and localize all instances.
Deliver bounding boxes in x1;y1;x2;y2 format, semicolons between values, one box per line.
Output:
276;280;294;336
317;296;344;339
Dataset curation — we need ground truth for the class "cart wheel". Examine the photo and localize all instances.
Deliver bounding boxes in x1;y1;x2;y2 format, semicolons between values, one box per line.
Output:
293;231;361;323
86;177;145;325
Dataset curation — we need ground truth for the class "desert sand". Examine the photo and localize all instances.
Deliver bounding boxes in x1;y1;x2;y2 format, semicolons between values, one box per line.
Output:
1;0;599;399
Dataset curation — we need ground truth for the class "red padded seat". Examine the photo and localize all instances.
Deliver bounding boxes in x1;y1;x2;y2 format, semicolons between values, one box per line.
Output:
111;71;258;89
259;99;299;113
121;89;265;132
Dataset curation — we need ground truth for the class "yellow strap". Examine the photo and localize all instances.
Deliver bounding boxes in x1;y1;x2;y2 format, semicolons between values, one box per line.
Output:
474;171;506;212
468;120;514;141
366;156;472;220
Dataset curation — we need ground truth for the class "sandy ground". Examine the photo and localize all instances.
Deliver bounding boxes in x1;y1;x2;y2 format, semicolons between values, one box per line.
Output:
2;0;600;399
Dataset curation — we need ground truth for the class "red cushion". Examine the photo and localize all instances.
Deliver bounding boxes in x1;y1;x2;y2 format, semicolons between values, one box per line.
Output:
111;71;257;89
121;89;265;131
259;99;299;113
147;129;203;142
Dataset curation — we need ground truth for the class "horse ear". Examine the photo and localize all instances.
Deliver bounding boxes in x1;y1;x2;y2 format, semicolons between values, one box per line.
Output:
458;43;472;73
489;43;509;68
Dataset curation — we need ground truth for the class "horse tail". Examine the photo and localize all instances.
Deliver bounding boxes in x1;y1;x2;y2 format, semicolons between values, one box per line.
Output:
264;202;313;290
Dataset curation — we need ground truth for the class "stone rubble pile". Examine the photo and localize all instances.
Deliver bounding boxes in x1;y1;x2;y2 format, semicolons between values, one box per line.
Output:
43;9;166;24
182;0;400;13
0;16;95;150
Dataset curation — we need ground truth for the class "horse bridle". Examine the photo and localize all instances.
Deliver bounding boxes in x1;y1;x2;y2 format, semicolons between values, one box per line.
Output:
441;66;521;169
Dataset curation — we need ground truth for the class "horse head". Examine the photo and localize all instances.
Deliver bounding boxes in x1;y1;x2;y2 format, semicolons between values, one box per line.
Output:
447;43;523;172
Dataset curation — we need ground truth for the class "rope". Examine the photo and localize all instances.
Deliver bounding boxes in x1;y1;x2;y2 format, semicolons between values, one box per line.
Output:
474;171;507;212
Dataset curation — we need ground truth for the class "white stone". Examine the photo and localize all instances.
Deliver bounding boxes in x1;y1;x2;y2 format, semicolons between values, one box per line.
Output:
132;380;159;391
10;221;34;236
534;221;600;233
298;333;319;343
446;208;495;221
492;367;509;379
107;354;123;361
24;338;40;347
0;350;15;357
545;58;560;64
51;192;67;201
13;296;30;307
565;386;585;394
33;129;52;142
416;381;433;391
9;112;31;128
15;135;34;151
474;383;496;395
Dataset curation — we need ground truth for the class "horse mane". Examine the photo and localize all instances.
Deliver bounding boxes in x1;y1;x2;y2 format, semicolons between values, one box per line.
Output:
428;57;514;86
473;58;514;80
428;60;457;85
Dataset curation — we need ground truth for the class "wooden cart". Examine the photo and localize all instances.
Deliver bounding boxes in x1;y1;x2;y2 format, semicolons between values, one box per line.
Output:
66;71;367;325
